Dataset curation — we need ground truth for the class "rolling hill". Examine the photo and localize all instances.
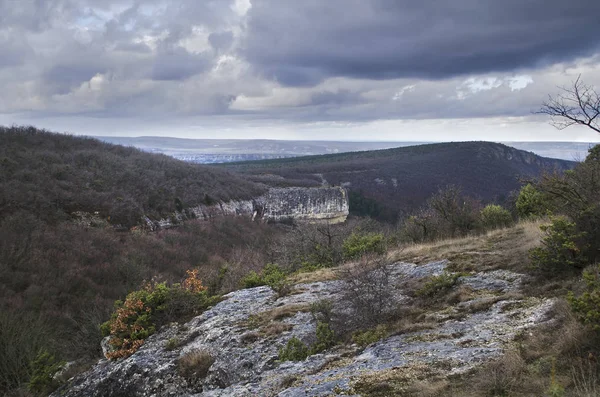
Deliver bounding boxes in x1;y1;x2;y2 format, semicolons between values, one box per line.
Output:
0;126;266;227
223;141;575;221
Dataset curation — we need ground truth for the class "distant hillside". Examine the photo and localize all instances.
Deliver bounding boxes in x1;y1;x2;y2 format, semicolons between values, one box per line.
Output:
95;136;428;164
0;126;266;227
223;141;574;221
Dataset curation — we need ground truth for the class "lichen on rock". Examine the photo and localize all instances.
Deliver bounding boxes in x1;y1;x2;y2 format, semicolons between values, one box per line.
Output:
52;259;555;397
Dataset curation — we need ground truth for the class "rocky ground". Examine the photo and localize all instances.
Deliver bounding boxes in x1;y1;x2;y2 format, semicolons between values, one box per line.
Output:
52;259;555;397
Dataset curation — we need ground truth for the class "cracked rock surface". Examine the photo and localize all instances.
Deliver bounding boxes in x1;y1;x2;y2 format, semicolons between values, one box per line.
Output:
52;260;554;397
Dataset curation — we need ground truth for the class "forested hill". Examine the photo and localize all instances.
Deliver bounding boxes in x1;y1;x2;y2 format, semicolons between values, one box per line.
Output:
223;141;575;221
0;126;266;227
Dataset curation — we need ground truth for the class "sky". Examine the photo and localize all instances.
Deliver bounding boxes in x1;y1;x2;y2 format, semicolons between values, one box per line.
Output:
1;0;599;142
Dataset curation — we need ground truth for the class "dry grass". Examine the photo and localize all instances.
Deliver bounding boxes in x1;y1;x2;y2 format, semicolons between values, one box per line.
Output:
242;303;311;335
177;349;214;380
261;321;293;336
288;268;338;284
264;303;311;321
390;219;544;273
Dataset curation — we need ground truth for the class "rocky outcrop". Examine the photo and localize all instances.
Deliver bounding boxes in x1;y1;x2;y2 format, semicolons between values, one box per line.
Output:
152;187;349;229
52;260;554;397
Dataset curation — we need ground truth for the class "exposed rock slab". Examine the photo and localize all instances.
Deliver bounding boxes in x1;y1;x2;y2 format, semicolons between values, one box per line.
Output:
53;260;554;397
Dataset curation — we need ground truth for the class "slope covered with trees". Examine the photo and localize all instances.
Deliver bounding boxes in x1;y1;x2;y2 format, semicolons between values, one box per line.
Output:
224;141;574;221
0;126;266;227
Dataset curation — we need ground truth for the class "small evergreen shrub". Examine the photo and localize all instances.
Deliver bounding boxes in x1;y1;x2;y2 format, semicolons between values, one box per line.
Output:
165;337;180;351
279;320;337;362
342;232;386;260
241;264;290;295
416;272;461;297
278;337;310;362
101;269;215;359
569;265;600;330
27;350;65;396
480;204;513;229
529;217;588;272
352;325;388;347
516;184;548;218
310;321;336;354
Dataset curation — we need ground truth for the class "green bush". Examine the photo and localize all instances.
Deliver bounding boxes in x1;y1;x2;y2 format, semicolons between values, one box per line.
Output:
242;264;290;295
279;321;336;362
342;232;386;260
241;271;264;288
480;204;513;230
310;321;336;354
569;265;600;330
278;337;310;362
101;270;216;359
352;325;388;347
165;338;180;351
516;184;549;218
529;217;588;272
27;350;65;396
416;272;461;297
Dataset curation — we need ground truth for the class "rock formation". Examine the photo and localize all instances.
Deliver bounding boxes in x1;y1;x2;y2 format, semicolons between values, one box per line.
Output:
152;187;349;229
52;260;553;397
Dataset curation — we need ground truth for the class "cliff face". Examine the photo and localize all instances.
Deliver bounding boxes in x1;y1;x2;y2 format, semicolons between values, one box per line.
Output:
153;187;349;228
261;187;349;223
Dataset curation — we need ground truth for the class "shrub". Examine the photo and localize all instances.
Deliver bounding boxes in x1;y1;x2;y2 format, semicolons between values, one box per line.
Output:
516;183;549;218
310;299;334;324
27;350;65;396
101;269;214;359
177;349;214;380
416;272;461;298
310;321;336;354
480;204;513;230
427;185;481;237
529;217;588;273
352;325;388;347
343;232;385;260
241;271;264;288
279;320;336;362
569;265;600;330
339;255;393;328
165;338;180;351
278;337;310;362
241;264;290;295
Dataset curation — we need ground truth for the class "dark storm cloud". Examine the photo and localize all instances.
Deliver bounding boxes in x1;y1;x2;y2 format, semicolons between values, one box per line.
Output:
242;0;600;85
1;0;600;130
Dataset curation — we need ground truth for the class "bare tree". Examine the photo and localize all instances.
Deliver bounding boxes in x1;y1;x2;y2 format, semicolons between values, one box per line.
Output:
537;75;600;133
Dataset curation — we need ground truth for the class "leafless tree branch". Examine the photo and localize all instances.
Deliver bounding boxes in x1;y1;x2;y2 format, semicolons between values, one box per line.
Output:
536;75;600;134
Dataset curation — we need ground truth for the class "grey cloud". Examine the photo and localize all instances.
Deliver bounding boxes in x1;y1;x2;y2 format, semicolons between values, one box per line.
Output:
310;89;363;107
1;0;600;129
242;0;600;86
151;47;211;81
113;42;153;53
208;31;234;52
0;34;34;68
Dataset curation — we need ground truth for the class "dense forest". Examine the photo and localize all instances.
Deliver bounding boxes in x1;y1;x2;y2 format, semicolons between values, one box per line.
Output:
0;126;266;227
224;141;574;222
0;126;273;395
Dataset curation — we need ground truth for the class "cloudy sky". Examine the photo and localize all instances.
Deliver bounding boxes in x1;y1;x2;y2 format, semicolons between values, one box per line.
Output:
1;0;599;141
